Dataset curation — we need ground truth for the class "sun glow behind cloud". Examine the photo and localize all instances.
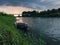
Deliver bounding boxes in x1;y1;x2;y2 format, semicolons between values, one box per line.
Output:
0;6;41;14
0;6;34;14
0;0;59;14
0;0;60;10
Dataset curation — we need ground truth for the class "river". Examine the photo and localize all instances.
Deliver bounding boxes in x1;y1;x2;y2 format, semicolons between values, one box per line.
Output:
16;17;60;45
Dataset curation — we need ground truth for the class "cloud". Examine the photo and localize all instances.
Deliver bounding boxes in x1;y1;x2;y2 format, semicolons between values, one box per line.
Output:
0;6;41;14
40;0;60;9
0;0;60;10
0;6;34;14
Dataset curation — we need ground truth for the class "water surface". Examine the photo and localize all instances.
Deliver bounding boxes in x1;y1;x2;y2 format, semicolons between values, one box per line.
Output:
16;17;60;45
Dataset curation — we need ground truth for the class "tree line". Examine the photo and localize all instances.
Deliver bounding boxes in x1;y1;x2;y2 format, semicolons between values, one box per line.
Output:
22;8;60;17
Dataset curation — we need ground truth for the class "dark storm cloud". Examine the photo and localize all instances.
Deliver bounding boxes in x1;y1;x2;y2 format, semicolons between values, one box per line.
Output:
0;0;60;10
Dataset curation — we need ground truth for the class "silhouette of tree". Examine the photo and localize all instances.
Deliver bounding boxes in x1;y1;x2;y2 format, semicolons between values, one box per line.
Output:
22;8;60;17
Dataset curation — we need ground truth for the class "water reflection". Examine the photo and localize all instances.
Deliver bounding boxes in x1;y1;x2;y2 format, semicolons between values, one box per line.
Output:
16;17;60;38
16;17;46;45
16;17;24;23
16;17;60;45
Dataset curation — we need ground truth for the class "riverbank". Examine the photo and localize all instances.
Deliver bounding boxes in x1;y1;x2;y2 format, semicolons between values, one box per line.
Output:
0;14;46;45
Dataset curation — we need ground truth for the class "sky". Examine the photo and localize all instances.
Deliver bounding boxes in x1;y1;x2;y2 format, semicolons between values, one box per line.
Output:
0;0;60;14
0;6;34;14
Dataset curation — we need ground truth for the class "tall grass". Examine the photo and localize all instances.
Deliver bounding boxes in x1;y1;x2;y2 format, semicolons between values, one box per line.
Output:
0;14;46;45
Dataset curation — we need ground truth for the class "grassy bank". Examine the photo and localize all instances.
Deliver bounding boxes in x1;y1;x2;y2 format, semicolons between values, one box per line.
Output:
0;14;46;45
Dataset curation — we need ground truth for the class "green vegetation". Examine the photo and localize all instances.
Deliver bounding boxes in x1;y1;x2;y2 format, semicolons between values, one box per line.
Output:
22;8;60;17
0;12;46;45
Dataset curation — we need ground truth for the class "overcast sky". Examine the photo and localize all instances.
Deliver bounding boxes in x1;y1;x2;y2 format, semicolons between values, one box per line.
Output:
0;0;60;14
